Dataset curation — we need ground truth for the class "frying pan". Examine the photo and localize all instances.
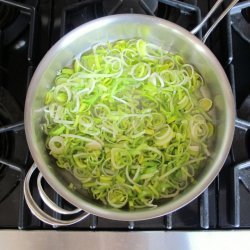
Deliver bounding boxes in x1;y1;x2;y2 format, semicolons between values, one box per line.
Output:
23;0;237;226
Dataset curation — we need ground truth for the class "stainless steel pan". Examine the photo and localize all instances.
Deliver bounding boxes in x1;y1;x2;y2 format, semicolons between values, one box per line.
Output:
24;0;237;226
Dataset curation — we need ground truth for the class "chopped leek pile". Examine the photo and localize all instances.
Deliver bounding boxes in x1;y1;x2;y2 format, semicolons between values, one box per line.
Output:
42;39;214;209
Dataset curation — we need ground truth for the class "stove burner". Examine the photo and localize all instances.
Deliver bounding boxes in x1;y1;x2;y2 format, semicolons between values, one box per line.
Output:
60;0;158;36
242;7;250;23
0;3;18;29
231;2;250;43
0;0;33;46
103;0;158;14
61;0;199;37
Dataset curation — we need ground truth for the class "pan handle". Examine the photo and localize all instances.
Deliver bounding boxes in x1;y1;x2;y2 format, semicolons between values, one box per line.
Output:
191;0;239;43
23;164;90;226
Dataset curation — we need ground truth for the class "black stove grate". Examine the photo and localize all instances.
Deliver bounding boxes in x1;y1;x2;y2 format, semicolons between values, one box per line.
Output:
0;0;37;229
228;1;250;228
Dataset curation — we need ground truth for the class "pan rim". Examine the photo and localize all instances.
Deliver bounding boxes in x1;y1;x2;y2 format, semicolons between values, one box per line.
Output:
24;13;235;221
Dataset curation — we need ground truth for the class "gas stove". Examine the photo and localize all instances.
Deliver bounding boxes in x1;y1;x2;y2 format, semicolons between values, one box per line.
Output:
0;0;250;248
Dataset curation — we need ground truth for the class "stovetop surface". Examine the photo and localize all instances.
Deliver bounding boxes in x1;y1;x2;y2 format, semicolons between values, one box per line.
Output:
0;0;250;230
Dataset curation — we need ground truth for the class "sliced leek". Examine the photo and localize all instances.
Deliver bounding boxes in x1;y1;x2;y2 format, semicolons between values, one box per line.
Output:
42;39;214;209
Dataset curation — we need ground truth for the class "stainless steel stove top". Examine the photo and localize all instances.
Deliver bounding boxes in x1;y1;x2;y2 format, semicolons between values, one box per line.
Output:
1;230;250;250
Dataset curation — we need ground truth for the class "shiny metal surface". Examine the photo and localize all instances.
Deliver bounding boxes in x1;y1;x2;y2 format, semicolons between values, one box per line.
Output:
37;172;81;215
202;0;239;42
230;1;250;15
191;0;223;35
24;14;235;221
235;118;250;130
1;230;250;250
24;164;90;226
